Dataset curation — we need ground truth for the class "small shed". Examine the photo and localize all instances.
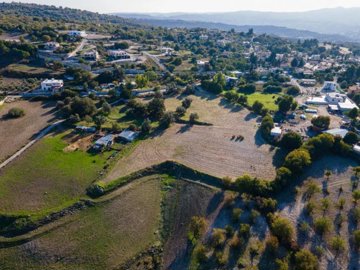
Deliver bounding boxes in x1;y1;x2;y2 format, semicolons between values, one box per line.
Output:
93;135;114;150
118;130;139;143
271;127;282;137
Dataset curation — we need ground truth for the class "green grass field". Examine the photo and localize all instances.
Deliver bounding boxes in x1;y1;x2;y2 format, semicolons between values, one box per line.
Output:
0;177;163;270
0;131;114;216
246;92;280;111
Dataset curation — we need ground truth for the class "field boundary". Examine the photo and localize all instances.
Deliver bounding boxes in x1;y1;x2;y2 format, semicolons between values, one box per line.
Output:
0;163;223;245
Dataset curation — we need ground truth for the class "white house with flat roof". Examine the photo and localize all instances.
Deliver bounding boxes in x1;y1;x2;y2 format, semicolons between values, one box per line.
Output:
41;79;64;93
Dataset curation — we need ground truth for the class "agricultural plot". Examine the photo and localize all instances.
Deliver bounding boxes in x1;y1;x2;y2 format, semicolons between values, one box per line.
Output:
0;177;163;270
163;180;224;270
279;155;360;270
0;100;57;162
0;130;114;216
105;90;282;182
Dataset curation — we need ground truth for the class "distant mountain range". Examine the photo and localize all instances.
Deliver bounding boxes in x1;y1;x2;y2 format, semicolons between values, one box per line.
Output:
114;8;360;42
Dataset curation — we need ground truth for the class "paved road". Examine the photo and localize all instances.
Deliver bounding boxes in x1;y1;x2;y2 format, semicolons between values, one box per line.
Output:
143;52;168;72
0;120;65;171
67;39;87;59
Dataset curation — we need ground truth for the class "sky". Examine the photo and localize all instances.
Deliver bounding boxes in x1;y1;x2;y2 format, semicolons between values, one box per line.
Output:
3;0;360;13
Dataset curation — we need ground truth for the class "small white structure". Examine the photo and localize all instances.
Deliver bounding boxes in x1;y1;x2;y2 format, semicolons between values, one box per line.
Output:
306;96;327;105
118;130;139;142
41;79;64;93
107;50;130;59
353;145;360;155
44;42;60;51
270;127;282;138
197;60;209;67
300;79;316;87
68;30;87;37
199;34;209;40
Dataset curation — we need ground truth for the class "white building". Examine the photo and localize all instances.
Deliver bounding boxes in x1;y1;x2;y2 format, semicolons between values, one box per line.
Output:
68;30;87;38
107;50;130;59
271;127;282;138
199;34;209;40
41;79;64;93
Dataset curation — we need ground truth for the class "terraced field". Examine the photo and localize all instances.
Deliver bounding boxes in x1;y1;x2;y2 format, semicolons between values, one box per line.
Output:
0;176;163;270
105;90;283;182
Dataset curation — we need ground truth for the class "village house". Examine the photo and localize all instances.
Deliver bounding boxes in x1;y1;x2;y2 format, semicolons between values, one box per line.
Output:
199;34;209;41
107;50;131;60
118;130;139;143
44;42;60;51
67;30;87;37
83;50;99;61
322;81;337;92
93;135;114;150
41;78;64;93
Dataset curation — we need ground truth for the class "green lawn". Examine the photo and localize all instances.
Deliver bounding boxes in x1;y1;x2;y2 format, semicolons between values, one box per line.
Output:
246;92;280;111
0;131;114;216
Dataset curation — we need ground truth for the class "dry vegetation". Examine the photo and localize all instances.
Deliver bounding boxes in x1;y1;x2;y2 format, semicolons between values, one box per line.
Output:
163;180;224;270
279;155;360;269
0;176;163;270
0;100;57;162
105;90;282;182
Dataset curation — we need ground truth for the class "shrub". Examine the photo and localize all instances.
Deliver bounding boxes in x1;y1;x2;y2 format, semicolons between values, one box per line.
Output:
314;217;332;236
264;85;282;94
266;236;279;254
270;215;294;245
7;107;25;118
260;115;274;138
175;106;186;117
188;216;208;244
252;100;264;115
239;223;251;239
189;112;199;124
160;112;175;128
344;131;359;145
284;148;311;173
311;116;330;130
293;249;318;270
211;228;227;248
287;86;300;96
330;236;346;255
182;97;193;109
280;131;303;151
238;83;256;94
234;174;272;197
353;230;360;249
232;208;242;223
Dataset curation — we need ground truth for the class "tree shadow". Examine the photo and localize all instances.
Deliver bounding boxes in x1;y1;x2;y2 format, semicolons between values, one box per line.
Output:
176;124;192;134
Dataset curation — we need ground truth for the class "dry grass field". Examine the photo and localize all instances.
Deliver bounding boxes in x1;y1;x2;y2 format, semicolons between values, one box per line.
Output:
0;100;57;162
105;90;282;182
0;176;162;270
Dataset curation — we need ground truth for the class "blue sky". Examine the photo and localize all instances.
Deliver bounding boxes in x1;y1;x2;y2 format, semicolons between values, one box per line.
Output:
3;0;360;13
